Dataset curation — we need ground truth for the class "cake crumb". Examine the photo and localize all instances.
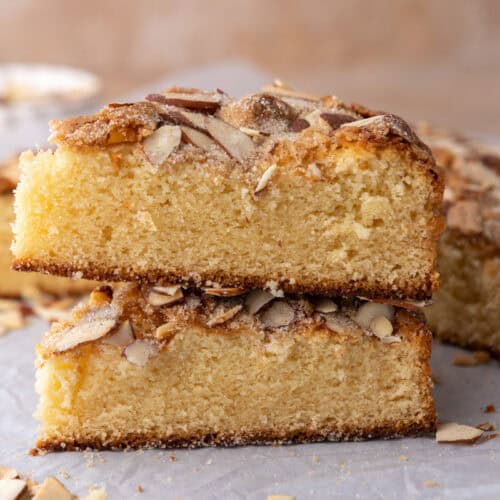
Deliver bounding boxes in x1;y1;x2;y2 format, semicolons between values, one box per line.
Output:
423;480;440;488
485;404;496;413
311;455;319;464
288;450;296;457
169;454;176;462
477;422;496;432
399;454;408;461
59;469;70;479
453;351;491;366
137;485;144;493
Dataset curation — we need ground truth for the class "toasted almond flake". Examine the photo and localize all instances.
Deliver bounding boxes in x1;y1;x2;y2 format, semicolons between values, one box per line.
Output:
313;298;337;313
148;288;183;307
380;335;402;344
143;125;181;166
0;309;25;331
477;422;496;432
354;302;394;330
255;164;277;193
206;305;243;327
151;285;182;296
436;422;484;443
102;320;135;347
181;126;219;153
206;117;256;161
33;477;72;500
306;163;322;180
261;83;319;101
0;466;18;480
453;350;491;366
319;112;356;130
33;297;76;323
124;340;159;366
324;313;361;335
0;479;27;500
356;296;432;310
370;315;393;338
45;308;117;352
204;287;246;297
154;322;177;340
260;300;295;328
145;92;220;112
239;126;268;138
245;290;274;315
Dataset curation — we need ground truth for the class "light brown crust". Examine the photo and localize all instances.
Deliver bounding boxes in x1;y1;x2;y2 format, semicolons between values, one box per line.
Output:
0;154;20;194
14;258;439;300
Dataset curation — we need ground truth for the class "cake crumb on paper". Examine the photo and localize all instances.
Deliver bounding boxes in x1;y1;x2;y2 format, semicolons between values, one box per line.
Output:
399;454;408;461
423;480;440;488
485;404;496;413
453;351;490;366
137;484;144;493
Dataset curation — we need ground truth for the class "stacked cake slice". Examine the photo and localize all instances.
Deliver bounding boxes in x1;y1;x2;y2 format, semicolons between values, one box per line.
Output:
13;83;443;450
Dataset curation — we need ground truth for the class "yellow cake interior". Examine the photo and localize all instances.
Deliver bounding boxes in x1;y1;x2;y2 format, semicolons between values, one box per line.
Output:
14;135;441;298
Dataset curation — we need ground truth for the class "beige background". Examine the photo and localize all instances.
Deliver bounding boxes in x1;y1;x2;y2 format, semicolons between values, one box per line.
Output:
1;0;499;135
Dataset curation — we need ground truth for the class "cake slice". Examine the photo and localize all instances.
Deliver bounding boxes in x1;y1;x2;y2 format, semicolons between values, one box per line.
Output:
35;283;435;451
0;155;95;297
418;125;500;356
13;84;443;300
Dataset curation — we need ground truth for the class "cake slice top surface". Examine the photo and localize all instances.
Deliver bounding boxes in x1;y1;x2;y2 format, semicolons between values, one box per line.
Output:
418;124;500;249
38;283;429;361
48;82;434;170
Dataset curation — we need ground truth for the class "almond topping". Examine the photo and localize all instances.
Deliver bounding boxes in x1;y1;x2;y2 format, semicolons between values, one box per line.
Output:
380;335;402;344
143;125;181;167
261;84;319;101
245;290;275;315
146;92;221;113
204;287;246;297
45;308;117;352
0;466;18;480
148;287;183;306
319;112;356;130
102;320;135;347
206;117;256;161
436;422;484;444
0;479;27;500
0;308;25;334
370;315;393;338
33;477;72;500
124;340;159;366
154;322;178;340
152;285;182;295
354;302;394;330
290;118;310;132
181;126;219;153
206;305;243;327
260;300;295;328
356;296;432;310
239;126;269;138
313;298;338;313
255;164;277;193
324;313;361;335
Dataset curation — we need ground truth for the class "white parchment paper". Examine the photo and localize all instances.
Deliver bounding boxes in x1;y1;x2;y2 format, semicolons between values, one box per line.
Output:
1;62;499;499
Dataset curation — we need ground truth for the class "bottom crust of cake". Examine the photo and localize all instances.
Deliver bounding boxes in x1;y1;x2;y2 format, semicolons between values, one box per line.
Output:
34;287;435;451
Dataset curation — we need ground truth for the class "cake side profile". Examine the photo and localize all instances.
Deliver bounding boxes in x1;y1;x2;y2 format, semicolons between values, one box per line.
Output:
13;84;444;300
418;125;500;356
35;284;436;451
0;155;95;297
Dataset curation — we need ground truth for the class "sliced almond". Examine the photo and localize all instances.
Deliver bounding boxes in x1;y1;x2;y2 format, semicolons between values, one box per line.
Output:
255;164;277;193
354;302;394;330
143;125;181;167
313;298;338;313
239;126;269;138
146;92;221;112
124;340;159;366
148;288;183;307
181;126;219;153
260;300;294;328
151;285;182;296
33;477;72;500
436;422;484;444
45;308;117;353
290;118;310;132
154;322;178;340
370;316;393;338
0;466;18;480
102;320;135;347
356;296;432;311
324;313;361;335
0;479;27;500
319;112;356;130
206;117;256;162
204;287;246;297
261;84;319;101
245;290;274;315
380;335;402;344
206;305;243;327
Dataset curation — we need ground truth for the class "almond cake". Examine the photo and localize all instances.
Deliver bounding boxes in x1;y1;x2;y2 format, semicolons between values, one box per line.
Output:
13;84;444;300
0;155;94;297
418;125;500;356
34;284;436;451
